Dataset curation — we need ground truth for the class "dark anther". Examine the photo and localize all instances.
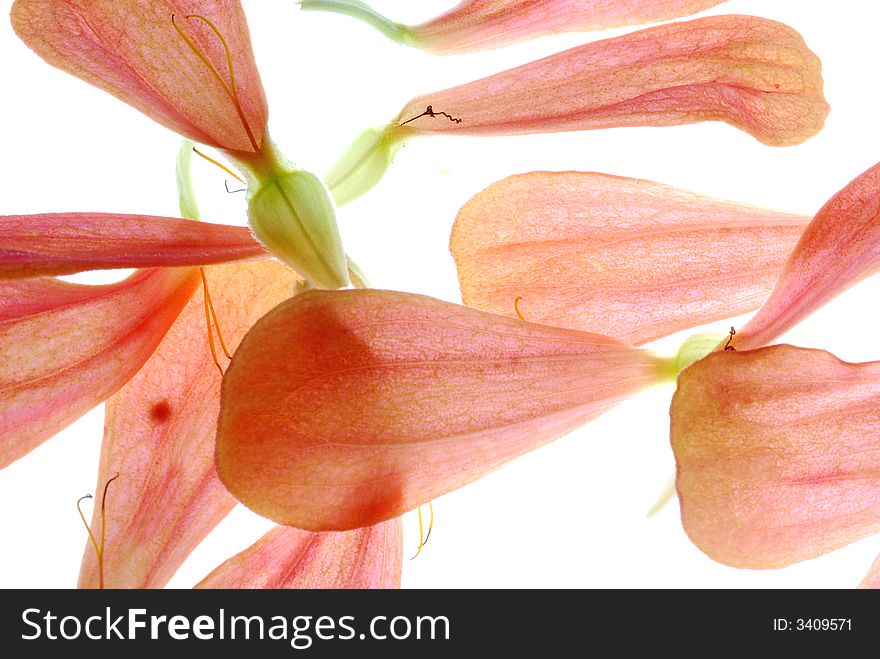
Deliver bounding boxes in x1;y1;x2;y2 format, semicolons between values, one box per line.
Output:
724;326;737;351
400;105;462;126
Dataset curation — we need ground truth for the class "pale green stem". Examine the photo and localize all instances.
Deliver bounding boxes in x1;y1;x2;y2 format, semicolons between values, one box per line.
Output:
298;0;413;45
176;140;200;221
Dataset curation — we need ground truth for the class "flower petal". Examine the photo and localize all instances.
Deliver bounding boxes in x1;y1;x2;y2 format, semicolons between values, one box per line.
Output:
736;162;880;350
412;0;729;53
11;0;267;152
0;213;266;279
0;268;199;469
395;15;826;146
671;345;880;569
451;171;809;345
196;519;402;589
859;554;880;589
78;261;298;588
301;0;728;53
216;289;671;531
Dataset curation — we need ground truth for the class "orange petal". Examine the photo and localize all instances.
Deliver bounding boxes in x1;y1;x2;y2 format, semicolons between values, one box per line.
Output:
0;268;199;469
217;289;671;531
859;555;880;589
410;0;730;53
395;15;827;146
737;162;880;350
78;261;298;589
196;519;402;589
671;345;880;569
451;171;809;345
11;0;267;152
0;213;266;279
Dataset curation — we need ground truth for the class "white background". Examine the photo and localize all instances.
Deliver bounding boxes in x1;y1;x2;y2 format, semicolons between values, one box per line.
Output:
2;0;880;589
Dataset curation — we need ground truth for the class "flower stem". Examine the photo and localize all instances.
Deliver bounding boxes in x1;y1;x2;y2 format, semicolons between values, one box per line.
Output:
175;140;200;221
298;0;413;45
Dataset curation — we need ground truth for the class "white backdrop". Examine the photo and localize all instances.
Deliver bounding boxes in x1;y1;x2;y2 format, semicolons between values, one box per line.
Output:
2;0;880;589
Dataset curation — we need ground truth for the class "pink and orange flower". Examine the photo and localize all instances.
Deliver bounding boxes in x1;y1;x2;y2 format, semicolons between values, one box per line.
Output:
2;0;874;589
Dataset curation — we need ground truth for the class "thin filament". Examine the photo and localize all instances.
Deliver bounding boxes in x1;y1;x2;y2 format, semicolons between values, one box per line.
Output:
77;473;120;590
76;494;100;570
192;146;246;184
171;13;259;152
200;268;231;376
424;501;434;544
99;474;121;577
410;502;435;560
201;269;231;358
514;296;525;321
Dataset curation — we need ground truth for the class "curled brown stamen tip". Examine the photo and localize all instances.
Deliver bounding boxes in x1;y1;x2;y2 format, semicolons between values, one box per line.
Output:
724;326;737;351
400;105;462;127
102;474;120;509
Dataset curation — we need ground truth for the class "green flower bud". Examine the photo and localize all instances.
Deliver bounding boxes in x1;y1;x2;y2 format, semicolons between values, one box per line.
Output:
671;332;728;376
230;138;349;290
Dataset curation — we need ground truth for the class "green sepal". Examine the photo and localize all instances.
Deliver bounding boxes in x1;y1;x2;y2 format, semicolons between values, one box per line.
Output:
326;125;405;206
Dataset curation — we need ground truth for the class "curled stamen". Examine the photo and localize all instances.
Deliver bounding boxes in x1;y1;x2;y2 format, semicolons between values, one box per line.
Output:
224;180;247;194
399;104;462;127
77;473;120;590
513;296;525;321
192;146;246;184
724;326;737;351
171;13;259;152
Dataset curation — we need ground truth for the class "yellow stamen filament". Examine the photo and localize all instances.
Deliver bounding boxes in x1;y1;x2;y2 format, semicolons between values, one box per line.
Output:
200;268;232;376
171;13;259;153
76;473;120;590
410;501;435;560
192;146;246;184
514;295;525;321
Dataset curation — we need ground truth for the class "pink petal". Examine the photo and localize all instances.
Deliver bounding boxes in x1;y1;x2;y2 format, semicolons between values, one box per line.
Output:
859;555;880;589
0;213;266;279
216;289;671;531
78;261;299;589
196;520;402;589
0;268;200;469
394;15;827;146
671;345;880;569
736;162;880;350
11;0;267;152
410;0;730;53
451;171;809;345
